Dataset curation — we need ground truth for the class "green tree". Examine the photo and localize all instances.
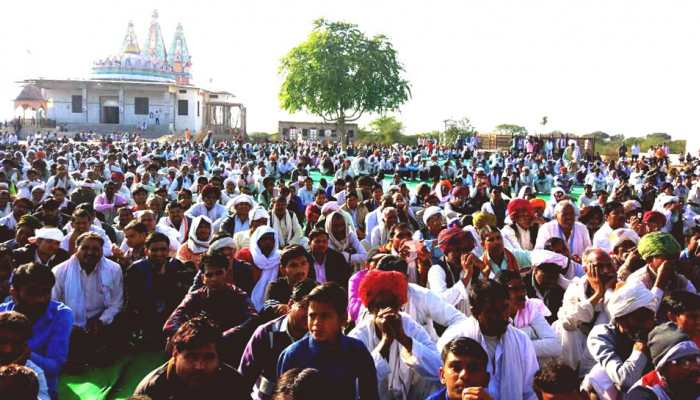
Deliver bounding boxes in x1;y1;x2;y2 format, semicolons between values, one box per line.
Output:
443;117;477;145
279;19;411;147
646;132;672;141
495;123;528;136
369;115;403;144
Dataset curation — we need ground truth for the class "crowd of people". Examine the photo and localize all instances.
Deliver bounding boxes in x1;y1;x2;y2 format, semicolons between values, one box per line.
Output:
0;130;698;400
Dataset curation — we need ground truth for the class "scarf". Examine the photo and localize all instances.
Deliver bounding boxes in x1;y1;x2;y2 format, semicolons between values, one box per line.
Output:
361;314;413;399
460;316;530;400
250;226;281;311
271;209;293;246
63;255;113;328
187;216;212;254
513;298;551;328
481;248;519;278
160;216;189;243
325;211;350;252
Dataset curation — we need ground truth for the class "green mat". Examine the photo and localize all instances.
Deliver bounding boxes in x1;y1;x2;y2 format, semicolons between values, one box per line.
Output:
59;352;166;400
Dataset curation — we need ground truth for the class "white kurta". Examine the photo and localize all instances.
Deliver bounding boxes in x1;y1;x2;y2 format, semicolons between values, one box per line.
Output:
349;312;441;400
535;220;591;258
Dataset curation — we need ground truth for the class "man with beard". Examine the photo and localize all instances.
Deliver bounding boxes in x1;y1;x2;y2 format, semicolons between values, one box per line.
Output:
626;322;700;400
438;279;539;400
0;197;33;237
134;317;248;399
584;283;656;397
0;311;50;400
239;280;316;400
93;179;129;225
444;186;471;220
52;232;124;370
0;263;71;399
2;214;42;251
12;227;68;268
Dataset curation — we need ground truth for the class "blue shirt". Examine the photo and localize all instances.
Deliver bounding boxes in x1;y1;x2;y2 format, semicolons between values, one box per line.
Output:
277;333;379;400
0;299;73;398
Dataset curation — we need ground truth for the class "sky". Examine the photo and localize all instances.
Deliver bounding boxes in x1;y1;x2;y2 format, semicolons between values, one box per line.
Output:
2;0;700;143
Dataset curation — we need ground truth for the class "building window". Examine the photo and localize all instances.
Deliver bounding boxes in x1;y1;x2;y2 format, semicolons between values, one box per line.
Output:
178;90;187;94
134;97;149;115
178;100;188;116
71;95;82;113
197;101;200;117
209;94;218;99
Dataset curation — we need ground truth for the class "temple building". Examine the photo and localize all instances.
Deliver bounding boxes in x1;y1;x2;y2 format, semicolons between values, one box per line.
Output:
18;10;246;137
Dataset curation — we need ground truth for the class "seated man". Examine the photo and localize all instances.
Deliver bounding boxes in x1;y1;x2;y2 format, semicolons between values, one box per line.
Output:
239;280;316;400
125;232;194;349
0;263;72;399
522;260;566;323
163;254;257;362
533;362;582;400
270;196;304;248
134;317;248;399
60;208;113;257
438;279;539;400
556;248;617;376
264;245;316;312
663;290;700;348
371;255;466;342
0;364;40;400
12;227;68;268
584;283;656;398
189;234;255;294
0;311;50;400
51;232;124;369
496;270;562;363
625;322;700;400
277;283;379;400
349;270;441;400
427;337;492;400
479;227;531;279
428;227;484;315
112;221;148;271
307;229;352;288
2;214;42;251
626;232;696;304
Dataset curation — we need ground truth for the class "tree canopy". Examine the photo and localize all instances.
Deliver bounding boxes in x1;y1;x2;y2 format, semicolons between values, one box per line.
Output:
495;123;528;136
279;19;411;145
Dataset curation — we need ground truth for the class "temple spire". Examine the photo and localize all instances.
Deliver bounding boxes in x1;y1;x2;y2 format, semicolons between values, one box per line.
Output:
121;21;141;54
142;9;167;61
170;22;193;84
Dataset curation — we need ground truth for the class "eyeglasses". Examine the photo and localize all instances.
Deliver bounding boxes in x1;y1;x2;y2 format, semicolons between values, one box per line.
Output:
670;355;700;367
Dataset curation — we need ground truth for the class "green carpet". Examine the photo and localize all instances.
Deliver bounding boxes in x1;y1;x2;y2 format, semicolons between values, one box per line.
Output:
58;353;166;400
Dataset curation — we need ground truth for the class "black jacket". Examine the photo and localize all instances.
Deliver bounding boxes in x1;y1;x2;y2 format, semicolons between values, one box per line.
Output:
12;244;69;268
308;248;352;288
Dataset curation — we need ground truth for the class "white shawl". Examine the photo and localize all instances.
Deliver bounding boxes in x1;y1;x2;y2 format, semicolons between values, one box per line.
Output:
446;316;537;400
271;210;293;246
187;216;212;253
364;318;413;399
63;256;113;328
250;226;281;311
159;216;189;243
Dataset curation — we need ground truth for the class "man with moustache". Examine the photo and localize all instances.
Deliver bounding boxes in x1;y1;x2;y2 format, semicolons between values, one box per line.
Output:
0;263;72;399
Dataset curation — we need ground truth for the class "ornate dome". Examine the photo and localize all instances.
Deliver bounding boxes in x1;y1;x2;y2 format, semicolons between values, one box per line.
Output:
91;10;188;83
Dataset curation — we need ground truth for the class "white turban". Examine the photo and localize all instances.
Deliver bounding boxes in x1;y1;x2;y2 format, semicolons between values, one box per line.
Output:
251;207;270;221
422;206;444;226
209;236;235;253
608;283;657;322
608;228;640;250
232;194;253;207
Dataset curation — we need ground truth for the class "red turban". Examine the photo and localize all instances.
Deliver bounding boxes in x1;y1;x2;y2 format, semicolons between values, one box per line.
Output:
201;184;221;197
110;172;124;181
507;198;533;217
643;211;666;225
235;247;253;264
359;270;408;307
305;203;321;220
437;226;471;253
529;198;546;211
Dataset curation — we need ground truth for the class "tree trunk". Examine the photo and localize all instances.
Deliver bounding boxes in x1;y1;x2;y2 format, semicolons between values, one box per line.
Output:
336;115;346;150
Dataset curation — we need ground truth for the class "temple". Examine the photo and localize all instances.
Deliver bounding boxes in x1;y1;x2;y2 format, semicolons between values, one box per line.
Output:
17;10;246;138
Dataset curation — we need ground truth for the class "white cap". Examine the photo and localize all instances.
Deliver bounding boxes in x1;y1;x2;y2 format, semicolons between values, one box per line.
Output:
33;227;64;243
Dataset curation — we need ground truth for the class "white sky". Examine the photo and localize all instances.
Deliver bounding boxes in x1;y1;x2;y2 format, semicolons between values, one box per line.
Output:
2;0;700;142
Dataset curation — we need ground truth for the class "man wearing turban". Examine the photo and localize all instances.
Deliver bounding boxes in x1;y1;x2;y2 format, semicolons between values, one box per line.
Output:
626;232;696;304
501;198;540;251
585;283;657;396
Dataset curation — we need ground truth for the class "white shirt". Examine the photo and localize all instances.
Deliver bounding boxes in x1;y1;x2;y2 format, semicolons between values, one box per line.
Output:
535;220;591;258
